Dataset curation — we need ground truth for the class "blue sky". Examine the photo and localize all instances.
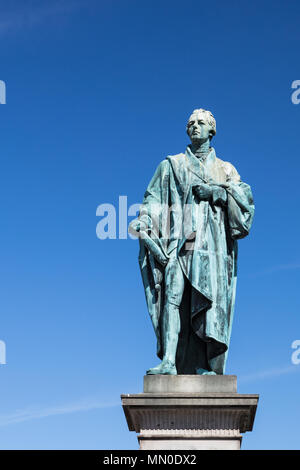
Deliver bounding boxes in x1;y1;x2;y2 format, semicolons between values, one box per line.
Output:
0;0;300;450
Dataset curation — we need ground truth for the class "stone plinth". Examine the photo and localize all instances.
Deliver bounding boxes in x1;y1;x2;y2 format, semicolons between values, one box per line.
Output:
121;375;259;450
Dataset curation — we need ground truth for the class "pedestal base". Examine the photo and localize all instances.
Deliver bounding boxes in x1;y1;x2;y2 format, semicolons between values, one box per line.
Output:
121;375;258;450
139;436;241;450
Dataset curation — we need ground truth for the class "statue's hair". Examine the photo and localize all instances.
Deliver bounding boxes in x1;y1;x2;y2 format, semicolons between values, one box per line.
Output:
187;108;216;139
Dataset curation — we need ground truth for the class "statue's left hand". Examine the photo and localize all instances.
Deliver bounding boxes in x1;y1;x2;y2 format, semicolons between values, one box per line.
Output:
193;183;212;200
211;185;227;206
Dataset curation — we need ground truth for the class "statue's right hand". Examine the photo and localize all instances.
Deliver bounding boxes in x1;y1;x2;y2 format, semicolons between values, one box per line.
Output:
128;219;147;236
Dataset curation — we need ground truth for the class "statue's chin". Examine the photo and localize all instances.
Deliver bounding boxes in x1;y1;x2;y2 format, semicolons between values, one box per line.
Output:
191;137;208;145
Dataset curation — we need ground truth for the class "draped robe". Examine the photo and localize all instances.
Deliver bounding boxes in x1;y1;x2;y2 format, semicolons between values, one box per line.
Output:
132;146;254;374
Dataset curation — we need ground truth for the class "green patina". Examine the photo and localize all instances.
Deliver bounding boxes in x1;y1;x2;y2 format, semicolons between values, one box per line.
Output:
129;109;254;375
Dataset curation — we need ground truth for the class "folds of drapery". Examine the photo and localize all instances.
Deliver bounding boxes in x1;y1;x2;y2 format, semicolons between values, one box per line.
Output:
129;149;254;374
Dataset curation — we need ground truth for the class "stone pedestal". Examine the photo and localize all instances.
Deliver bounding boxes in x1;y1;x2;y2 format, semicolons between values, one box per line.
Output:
121;375;259;450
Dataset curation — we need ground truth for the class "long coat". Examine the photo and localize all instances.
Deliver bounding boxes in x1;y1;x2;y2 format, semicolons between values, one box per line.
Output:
132;146;254;374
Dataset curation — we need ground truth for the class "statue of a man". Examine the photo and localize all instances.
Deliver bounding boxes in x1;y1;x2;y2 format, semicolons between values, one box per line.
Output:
129;109;254;375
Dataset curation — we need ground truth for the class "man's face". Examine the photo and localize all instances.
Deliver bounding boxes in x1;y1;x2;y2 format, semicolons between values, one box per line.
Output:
187;112;211;144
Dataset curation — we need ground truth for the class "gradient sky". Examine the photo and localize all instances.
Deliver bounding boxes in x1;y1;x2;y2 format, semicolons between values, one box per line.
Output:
0;0;300;450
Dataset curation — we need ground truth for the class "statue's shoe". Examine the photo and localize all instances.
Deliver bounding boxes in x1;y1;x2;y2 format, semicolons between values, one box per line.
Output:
196;368;217;375
146;361;177;375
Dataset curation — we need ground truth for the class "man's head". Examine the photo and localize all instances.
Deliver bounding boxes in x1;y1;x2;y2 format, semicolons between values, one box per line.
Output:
186;108;216;144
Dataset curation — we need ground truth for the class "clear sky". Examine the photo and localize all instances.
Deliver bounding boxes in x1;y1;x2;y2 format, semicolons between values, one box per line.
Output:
0;0;300;450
